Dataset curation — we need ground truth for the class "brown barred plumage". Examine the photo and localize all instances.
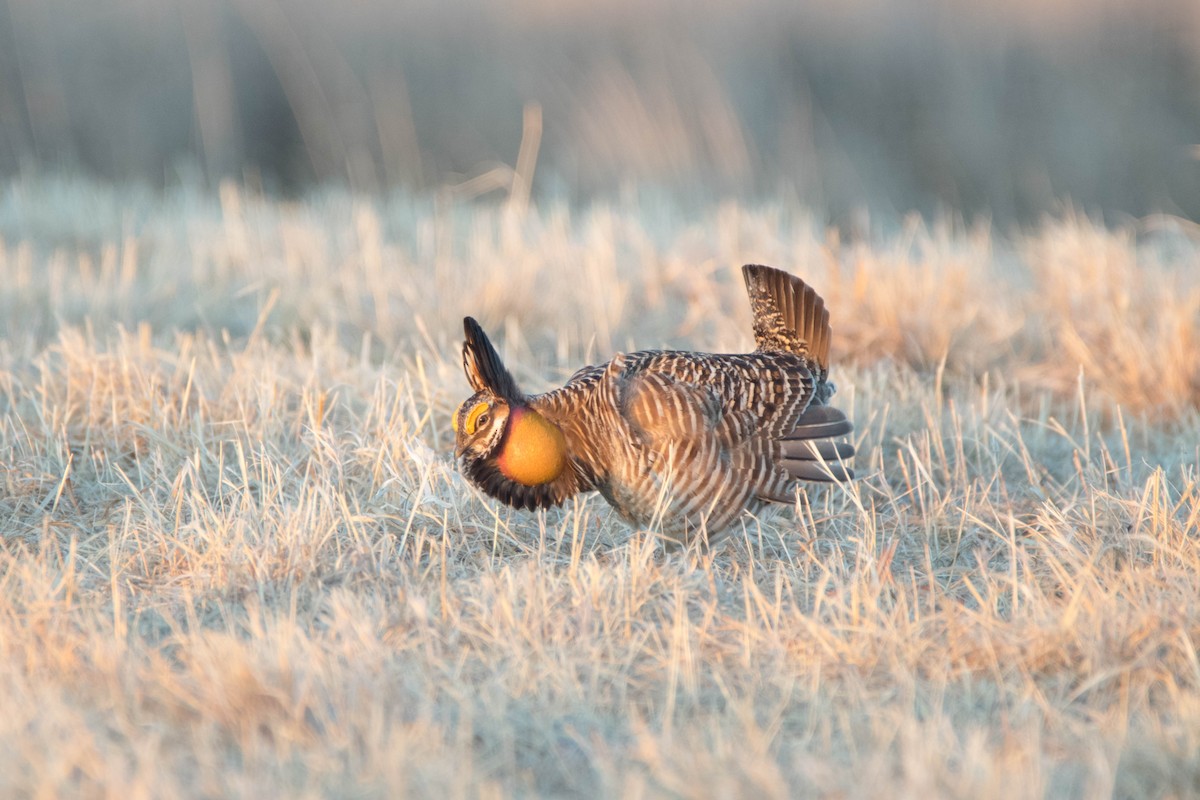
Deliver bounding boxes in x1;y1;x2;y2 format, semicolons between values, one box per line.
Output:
452;265;855;542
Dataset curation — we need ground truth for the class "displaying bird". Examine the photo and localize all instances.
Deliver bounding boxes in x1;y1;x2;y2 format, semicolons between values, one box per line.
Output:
451;265;855;542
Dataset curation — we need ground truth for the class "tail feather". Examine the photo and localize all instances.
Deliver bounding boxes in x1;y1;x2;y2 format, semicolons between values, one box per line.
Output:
778;404;856;484
781;458;855;483
784;404;853;440
782;439;856;462
741;265;832;369
462;317;524;401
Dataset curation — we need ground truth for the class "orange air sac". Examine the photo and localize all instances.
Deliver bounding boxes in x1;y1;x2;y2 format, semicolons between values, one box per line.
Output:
496;407;568;486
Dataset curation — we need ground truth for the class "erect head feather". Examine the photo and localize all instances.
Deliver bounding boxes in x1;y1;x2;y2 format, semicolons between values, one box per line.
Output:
462;317;523;402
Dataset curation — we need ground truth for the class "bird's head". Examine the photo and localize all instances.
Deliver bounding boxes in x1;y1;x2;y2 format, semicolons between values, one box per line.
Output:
453;317;572;509
453;391;567;486
452;390;510;460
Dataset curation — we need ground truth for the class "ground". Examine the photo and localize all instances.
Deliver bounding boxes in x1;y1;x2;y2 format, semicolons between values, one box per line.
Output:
0;178;1198;798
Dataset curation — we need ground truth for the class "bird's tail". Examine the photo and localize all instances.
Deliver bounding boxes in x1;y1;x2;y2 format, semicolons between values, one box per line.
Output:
741;264;831;370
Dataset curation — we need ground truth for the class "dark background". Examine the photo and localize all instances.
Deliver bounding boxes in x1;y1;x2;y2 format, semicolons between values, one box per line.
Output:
2;0;1198;222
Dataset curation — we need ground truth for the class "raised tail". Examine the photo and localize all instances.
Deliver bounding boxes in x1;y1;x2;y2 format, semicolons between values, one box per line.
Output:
741;265;831;370
779;405;855;483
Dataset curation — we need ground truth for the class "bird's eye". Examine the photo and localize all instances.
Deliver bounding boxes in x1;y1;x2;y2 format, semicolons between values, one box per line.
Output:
477;413;490;429
465;402;490;435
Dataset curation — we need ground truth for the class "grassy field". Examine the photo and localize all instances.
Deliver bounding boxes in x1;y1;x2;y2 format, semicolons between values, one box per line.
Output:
1;177;1199;797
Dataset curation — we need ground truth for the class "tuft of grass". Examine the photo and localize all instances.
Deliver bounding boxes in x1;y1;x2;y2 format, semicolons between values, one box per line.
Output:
0;177;1198;797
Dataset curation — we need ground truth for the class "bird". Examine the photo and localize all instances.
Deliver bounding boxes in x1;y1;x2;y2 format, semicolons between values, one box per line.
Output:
451;264;855;542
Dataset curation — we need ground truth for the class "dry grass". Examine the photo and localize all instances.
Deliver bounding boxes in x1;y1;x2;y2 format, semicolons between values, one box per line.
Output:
1;177;1199;797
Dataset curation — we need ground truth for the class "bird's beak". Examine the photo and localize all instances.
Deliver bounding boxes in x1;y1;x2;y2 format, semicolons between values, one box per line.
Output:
454;440;466;459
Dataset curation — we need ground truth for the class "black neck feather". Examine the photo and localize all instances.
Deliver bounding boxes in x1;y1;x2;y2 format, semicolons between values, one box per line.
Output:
462;454;581;511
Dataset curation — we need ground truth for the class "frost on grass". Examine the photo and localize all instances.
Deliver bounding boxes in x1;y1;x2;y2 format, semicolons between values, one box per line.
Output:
0;179;1198;798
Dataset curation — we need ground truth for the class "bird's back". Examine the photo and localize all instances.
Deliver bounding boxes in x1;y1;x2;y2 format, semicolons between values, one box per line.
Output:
532;344;831;538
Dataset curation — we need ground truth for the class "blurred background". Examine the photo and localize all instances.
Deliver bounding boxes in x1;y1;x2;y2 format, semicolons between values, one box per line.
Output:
1;0;1199;222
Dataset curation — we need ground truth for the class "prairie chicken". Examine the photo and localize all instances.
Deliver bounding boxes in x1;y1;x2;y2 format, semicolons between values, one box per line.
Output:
452;265;855;541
